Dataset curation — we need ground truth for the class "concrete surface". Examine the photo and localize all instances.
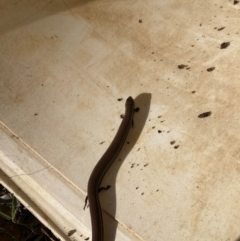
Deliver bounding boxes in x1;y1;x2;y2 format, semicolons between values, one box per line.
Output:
1;0;240;240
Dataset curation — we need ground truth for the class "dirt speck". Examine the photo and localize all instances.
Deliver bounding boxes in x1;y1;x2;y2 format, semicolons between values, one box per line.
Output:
178;64;188;69
220;42;230;49
207;67;215;72
68;229;76;236
198;111;212;118
135;107;140;112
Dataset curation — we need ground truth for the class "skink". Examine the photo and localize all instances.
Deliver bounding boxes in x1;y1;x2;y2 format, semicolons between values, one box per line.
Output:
87;96;135;241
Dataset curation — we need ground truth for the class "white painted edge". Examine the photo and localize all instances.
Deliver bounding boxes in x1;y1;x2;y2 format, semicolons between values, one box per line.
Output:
0;122;90;241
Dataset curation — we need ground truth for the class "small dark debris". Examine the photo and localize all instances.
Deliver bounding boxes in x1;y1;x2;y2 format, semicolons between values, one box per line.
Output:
11;134;19;139
135;107;140;112
151;52;155;54
198;111;212;118
68;229;76;236
120;114;124;118
170;141;175;145
218;27;225;31
192;90;196;94
207;67;215;72
127;141;130;144
152;126;155;129
141;192;144;195
158;115;162;118
220;42;230;49
234;0;239;5
139;19;142;23
99;141;105;145
200;23;202;26
158;130;162;133
144;164;148;167
178;64;188;69
174;145;179;149
34;113;38;116
117;98;123;101
136;187;139;189
186;67;191;70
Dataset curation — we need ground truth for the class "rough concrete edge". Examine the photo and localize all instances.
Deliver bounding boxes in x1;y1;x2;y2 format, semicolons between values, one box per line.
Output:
0;123;89;241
